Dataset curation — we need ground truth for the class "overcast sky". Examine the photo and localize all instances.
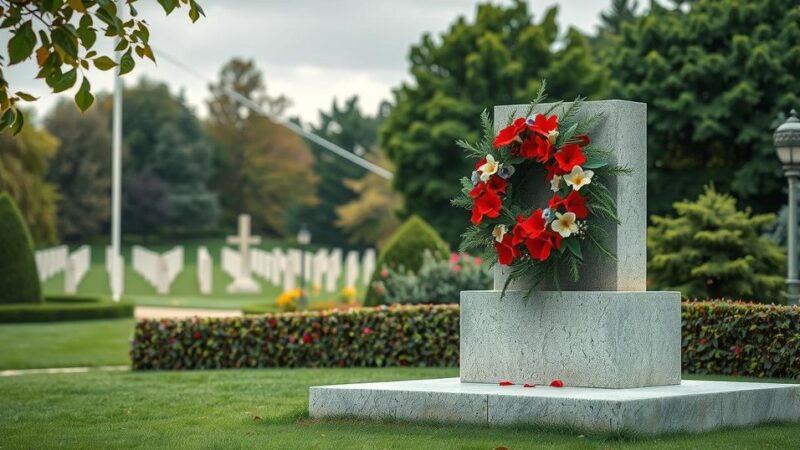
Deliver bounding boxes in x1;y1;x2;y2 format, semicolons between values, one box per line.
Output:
8;0;611;124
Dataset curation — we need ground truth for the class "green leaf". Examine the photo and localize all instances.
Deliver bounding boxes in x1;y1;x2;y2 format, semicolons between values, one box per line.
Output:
158;0;178;14
563;237;582;260
76;25;96;49
119;49;135;75
74;77;94;111
582;158;608;169
51;68;77;93
0;108;15;129
93;56;117;70
52;27;79;59
12;108;24;135
14;91;37;101
8;21;36;65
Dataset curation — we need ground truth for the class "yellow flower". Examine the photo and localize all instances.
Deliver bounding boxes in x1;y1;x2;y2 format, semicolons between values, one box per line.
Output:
564;166;594;191
340;286;357;299
547;129;559;145
550;212;578;238
492;224;507;243
478;154;500;181
550;174;562;192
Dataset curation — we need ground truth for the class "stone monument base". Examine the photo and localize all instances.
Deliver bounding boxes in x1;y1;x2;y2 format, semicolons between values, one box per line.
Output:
309;378;800;434
225;277;261;294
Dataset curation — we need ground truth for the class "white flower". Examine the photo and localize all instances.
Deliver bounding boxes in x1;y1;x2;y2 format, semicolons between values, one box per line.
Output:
547;129;559;145
492;224;507;243
564;166;594;191
478;154;500;181
550;212;578;238
550;174;562;192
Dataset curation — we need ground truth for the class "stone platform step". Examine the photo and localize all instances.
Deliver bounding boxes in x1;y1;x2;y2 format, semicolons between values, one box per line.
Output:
309;378;800;434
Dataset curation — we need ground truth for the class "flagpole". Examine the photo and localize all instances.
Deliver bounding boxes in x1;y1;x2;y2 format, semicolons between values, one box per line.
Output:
110;0;124;302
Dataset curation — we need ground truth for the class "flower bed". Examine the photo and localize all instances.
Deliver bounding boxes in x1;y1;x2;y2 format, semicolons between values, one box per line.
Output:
131;301;799;379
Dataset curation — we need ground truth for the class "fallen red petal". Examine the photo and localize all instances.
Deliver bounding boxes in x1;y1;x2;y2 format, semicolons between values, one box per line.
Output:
523;383;536;388
549;379;564;388
499;380;514;386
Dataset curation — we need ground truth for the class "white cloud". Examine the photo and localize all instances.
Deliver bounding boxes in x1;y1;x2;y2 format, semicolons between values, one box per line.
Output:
5;0;610;123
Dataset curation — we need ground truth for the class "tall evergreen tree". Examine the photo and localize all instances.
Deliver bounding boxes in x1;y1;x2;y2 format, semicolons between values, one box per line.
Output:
119;79;219;234
603;0;800;216
381;1;608;244
0;112;59;245
289;96;388;245
207;58;316;236
648;186;785;302
45;100;111;242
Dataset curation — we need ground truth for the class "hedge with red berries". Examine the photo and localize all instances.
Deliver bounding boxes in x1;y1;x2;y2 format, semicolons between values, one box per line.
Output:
682;300;799;378
131;301;799;378
131;304;460;370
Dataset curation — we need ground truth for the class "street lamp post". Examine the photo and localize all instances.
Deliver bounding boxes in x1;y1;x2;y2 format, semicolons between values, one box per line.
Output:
774;109;800;305
297;225;312;310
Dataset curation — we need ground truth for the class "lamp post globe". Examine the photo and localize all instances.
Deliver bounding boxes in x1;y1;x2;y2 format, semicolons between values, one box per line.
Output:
297;225;312;309
774;109;800;305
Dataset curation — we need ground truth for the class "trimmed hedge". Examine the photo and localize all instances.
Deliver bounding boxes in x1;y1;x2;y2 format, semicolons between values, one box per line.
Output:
0;295;134;323
131;301;800;378
0;193;41;304
682;300;799;378
132;304;459;370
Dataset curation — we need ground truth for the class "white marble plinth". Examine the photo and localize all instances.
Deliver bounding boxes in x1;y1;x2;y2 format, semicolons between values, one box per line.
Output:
309;378;800;434
226;277;261;294
460;290;681;388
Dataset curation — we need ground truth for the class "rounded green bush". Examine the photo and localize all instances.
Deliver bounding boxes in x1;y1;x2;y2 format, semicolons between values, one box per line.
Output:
0;193;42;304
364;215;449;306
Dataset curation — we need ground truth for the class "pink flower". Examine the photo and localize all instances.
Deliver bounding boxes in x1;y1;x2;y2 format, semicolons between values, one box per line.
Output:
380;269;389;279
450;253;460;264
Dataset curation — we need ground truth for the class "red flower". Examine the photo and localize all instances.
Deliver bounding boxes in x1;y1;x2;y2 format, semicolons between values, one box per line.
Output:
511;210;546;246
268;318;277;328
549;379;564;388
302;333;312;344
517;133;552;162
363;327;372;336
474;157;486;170
523;383;536;388
545;162;566;181
554;143;586;172
192;331;202;340
469;180;504;225
493;118;527;148
494;233;519;266
525;231;561;262
499;380;514;386
575;134;591;147
550;190;588;219
486;176;508;194
529;113;558;136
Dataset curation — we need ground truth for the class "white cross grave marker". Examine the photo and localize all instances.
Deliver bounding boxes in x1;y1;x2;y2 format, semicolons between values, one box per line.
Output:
226;214;261;293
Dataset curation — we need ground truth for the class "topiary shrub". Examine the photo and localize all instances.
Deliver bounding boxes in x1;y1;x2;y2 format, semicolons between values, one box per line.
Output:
648;185;785;302
364;215;449;306
0;193;42;304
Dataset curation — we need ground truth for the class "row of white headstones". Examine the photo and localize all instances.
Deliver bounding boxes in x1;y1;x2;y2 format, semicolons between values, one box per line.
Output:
35;245;91;294
36;243;376;297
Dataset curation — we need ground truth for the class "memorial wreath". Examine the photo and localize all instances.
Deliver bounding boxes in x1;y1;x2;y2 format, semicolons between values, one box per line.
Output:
452;85;631;295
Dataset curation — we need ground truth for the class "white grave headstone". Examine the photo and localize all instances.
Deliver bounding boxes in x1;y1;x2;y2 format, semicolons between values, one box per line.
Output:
197;246;213;295
362;248;376;282
344;250;359;288
226;214;261;293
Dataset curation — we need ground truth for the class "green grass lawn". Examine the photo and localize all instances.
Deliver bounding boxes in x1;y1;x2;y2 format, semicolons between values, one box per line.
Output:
1;368;798;449
41;239;366;310
0;318;135;370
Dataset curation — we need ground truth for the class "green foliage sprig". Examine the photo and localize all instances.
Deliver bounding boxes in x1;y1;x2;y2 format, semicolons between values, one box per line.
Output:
0;0;204;133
